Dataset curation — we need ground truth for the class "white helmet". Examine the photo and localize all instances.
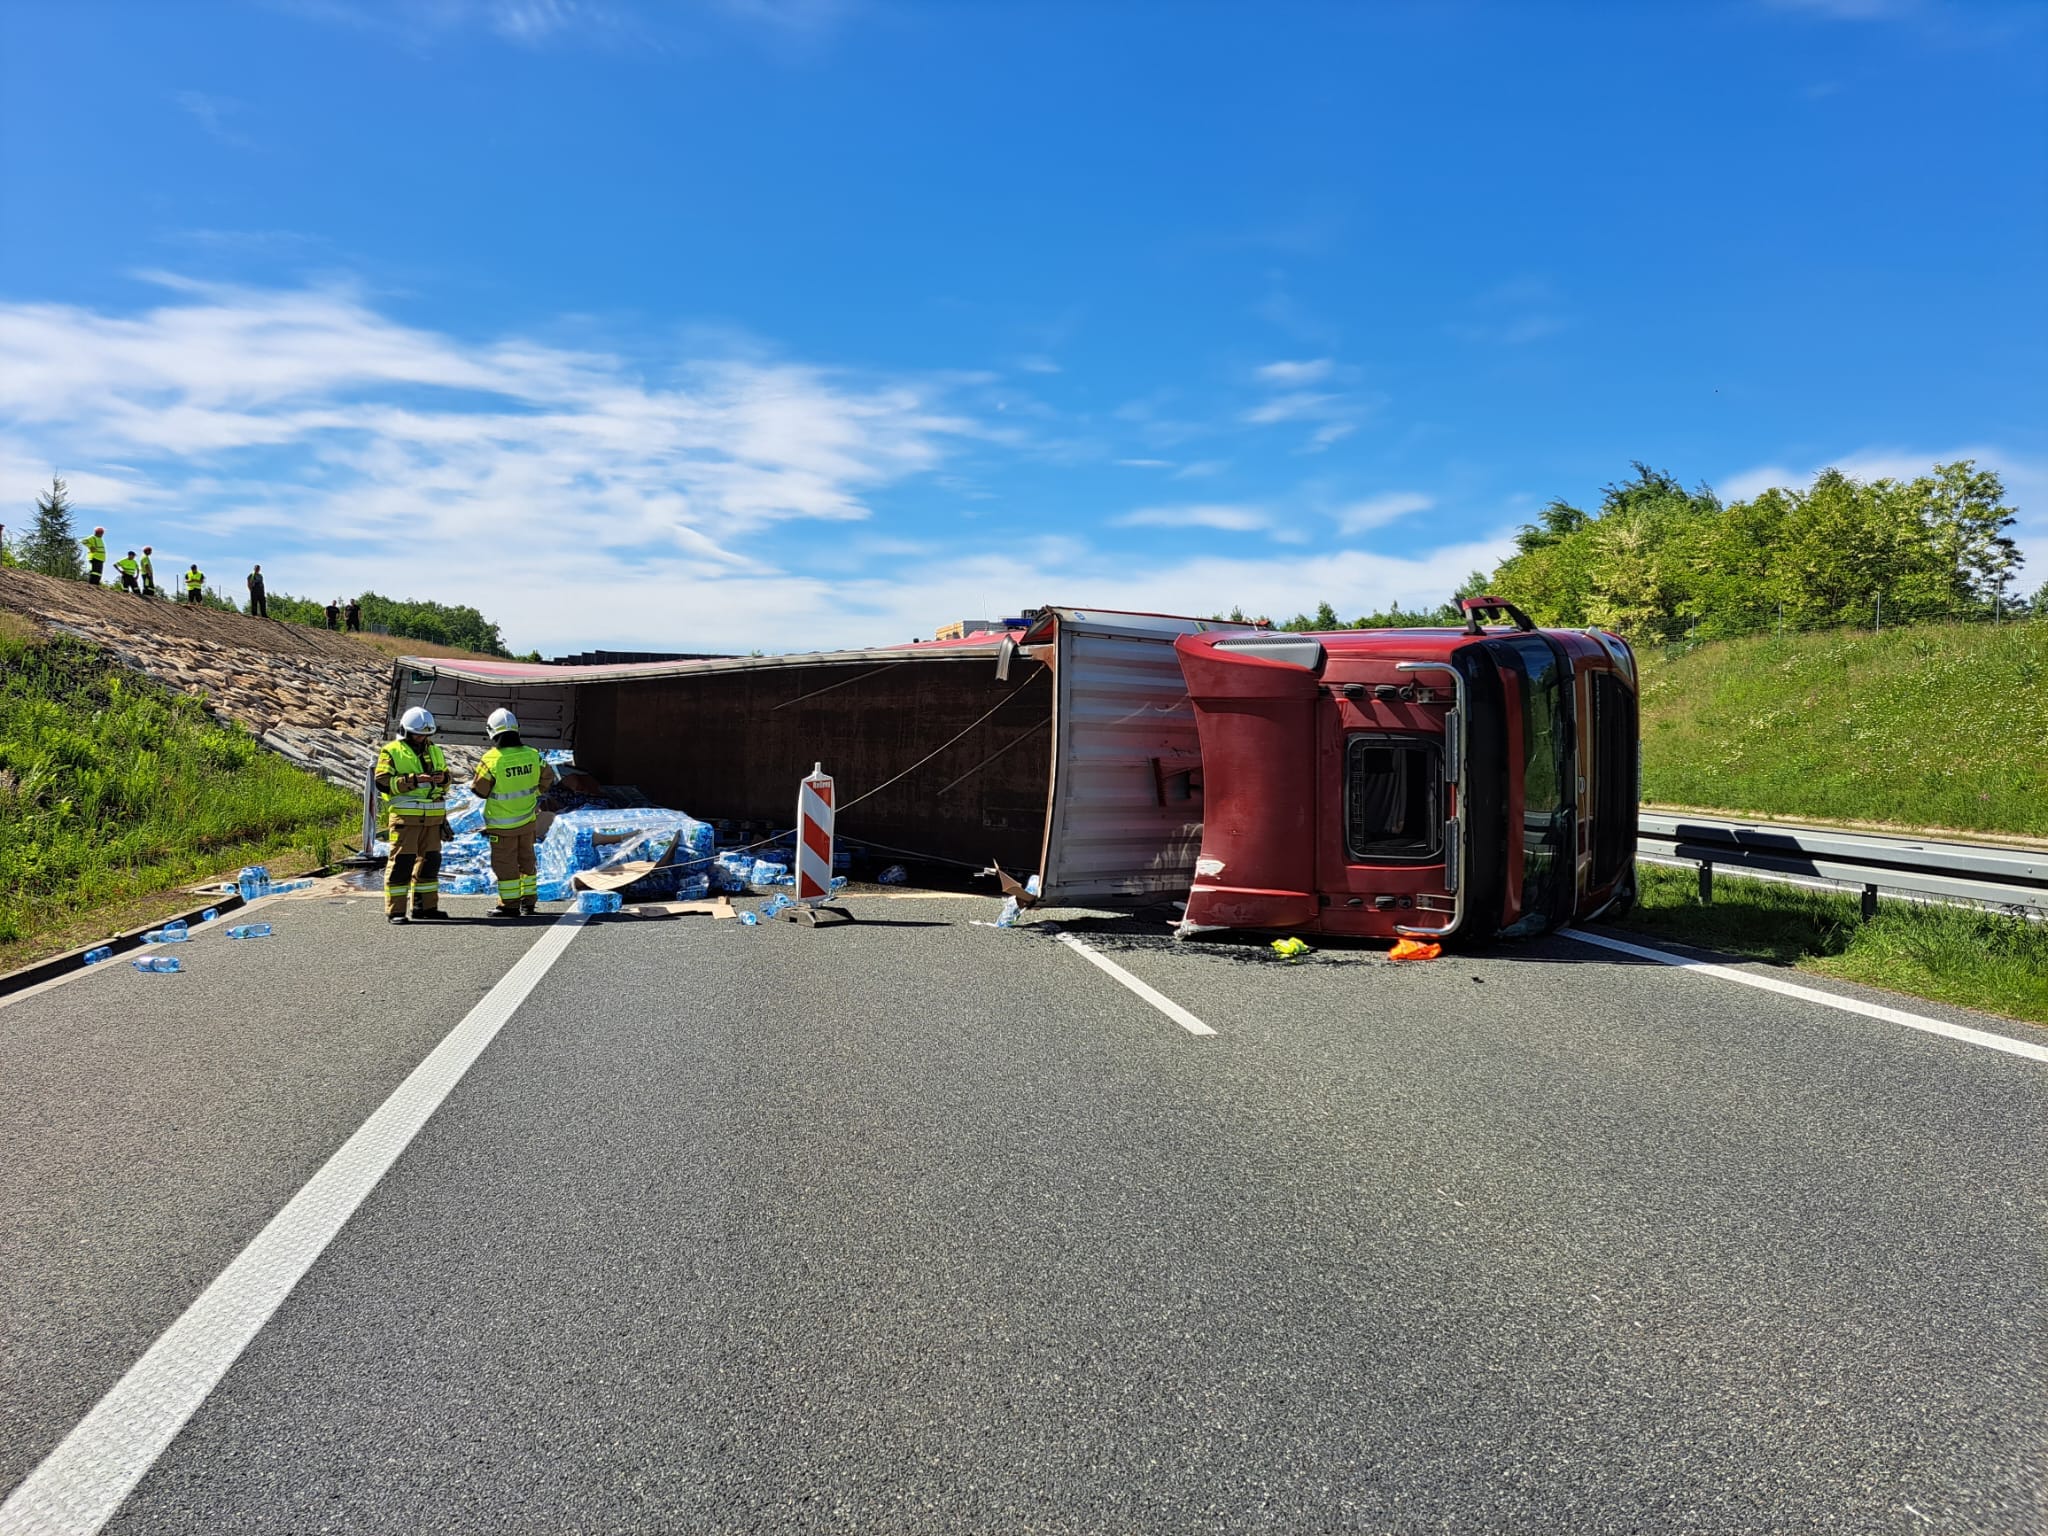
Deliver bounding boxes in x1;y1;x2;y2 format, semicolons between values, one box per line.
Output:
486;707;519;735
400;706;438;736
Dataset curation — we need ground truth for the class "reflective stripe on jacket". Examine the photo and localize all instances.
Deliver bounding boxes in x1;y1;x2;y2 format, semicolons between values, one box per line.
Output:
476;744;546;831
376;738;450;820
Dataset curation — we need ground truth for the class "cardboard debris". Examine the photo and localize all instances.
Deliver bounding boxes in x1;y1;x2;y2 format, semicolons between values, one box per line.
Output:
570;830;681;893
623;898;736;919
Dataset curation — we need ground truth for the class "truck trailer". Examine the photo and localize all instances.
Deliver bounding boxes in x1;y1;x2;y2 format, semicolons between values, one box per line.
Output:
386;599;1638;943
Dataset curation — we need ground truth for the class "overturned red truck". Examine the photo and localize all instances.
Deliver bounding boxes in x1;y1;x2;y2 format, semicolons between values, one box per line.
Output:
387;598;1637;944
1173;598;1639;943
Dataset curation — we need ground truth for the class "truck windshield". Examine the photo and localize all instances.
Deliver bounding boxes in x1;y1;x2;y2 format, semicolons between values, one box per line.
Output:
1496;636;1573;924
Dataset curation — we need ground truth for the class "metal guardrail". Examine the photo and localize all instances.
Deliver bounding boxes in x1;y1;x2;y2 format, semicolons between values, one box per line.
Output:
1637;813;2048;917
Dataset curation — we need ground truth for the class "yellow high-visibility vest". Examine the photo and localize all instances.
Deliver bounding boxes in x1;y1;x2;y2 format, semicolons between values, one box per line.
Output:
477;744;545;831
376;738;449;821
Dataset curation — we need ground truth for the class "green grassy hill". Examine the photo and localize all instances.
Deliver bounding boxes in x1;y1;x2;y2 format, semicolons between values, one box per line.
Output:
0;612;358;968
1639;621;2048;838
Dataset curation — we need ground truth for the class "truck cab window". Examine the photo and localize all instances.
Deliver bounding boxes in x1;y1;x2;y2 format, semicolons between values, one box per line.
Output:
1345;735;1442;862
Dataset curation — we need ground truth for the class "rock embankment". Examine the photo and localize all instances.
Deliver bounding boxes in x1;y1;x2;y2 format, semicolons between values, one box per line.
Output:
0;567;474;788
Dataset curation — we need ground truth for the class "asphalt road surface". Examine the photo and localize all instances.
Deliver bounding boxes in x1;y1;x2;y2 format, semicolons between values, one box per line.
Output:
2;882;2042;1534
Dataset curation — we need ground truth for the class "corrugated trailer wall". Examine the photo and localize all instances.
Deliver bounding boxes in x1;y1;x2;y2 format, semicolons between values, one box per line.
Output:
573;655;1054;870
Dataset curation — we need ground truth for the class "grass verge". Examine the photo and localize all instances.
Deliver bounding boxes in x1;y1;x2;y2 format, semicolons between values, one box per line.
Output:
1612;861;2048;1026
1638;621;2048;837
0;615;361;971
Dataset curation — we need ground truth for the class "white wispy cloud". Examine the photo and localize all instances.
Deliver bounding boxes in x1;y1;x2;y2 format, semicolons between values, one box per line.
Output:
1305;423;1356;453
1115;458;1174;469
1337;492;1434;534
0;277;1520;651
1242;391;1336;426
174;91;251;148
1113;504;1270;533
1452;275;1571;347
1255;358;1333;387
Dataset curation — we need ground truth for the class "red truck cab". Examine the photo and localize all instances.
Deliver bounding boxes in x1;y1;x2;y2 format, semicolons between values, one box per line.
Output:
1173;598;1638;944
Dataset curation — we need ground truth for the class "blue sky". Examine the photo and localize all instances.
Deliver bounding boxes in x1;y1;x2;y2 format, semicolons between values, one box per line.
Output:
1;0;2043;654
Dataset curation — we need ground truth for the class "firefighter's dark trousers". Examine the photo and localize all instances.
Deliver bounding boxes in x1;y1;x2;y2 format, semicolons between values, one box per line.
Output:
385;817;446;917
486;825;540;911
87;560;103;585
119;573;140;594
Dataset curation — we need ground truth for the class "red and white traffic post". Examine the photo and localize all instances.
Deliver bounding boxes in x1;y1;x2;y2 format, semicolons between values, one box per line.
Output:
791;762;844;923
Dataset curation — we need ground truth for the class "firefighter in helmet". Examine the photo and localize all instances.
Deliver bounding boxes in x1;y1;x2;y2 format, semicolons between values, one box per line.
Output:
375;707;453;923
471;708;556;917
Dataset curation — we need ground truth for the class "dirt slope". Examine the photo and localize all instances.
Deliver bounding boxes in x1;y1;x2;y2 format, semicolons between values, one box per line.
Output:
0;568;423;786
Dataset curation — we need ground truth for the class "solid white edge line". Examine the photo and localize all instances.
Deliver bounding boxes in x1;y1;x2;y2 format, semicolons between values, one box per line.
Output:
1561;926;2048;1065
0;913;591;1536
1055;932;1216;1037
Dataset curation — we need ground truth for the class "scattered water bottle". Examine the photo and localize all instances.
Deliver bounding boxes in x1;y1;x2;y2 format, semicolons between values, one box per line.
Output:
226;923;272;939
830;875;848;891
878;865;909;886
1025;874;1041;898
739;911;760;926
576;891;622;914
82;946;114;966
162;919;189;942
200;908;218;923
995;896;1020;928
761;893;793;918
132;955;181;973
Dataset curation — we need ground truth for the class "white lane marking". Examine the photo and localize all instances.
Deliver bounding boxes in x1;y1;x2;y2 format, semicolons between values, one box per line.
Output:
1561;927;2048;1066
0;913;590;1536
1055;933;1216;1037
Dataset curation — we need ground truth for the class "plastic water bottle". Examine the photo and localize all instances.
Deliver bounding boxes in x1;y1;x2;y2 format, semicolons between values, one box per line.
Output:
162;919;188;942
576;891;622;915
739;911;759;926
226;923;272;939
878;865;909;886
82;946;114;966
200;908;218;923
132;955;181;973
830;875;848;891
1025;874;1041;898
995;896;1020;928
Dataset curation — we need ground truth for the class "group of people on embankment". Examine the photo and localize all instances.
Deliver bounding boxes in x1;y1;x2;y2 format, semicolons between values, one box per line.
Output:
78;529;362;631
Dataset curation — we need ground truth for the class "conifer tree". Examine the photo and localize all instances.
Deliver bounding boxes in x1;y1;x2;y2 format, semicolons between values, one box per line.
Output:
22;476;84;579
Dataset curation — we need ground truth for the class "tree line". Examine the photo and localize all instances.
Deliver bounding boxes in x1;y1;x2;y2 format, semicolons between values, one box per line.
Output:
1250;459;2036;640
4;476;517;657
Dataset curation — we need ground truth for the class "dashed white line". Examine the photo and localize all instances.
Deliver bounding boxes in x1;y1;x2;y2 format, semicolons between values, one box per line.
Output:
1562;926;2048;1065
1055;932;1216;1037
0;913;591;1536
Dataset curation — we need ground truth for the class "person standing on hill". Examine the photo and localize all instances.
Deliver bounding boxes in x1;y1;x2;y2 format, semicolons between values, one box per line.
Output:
140;546;157;597
184;564;204;604
325;598;340;630
472;708;557;917
345;597;362;632
81;527;107;585
115;551;142;594
376;707;453;924
247;564;268;618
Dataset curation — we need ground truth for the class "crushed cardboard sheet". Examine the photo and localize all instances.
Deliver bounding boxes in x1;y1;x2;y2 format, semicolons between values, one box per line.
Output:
621;897;736;919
